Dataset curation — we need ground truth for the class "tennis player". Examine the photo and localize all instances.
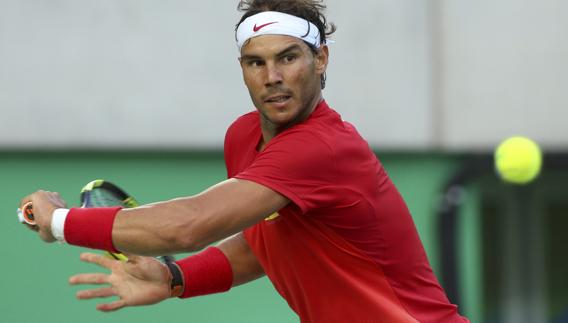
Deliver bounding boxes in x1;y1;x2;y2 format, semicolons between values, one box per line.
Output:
21;1;469;322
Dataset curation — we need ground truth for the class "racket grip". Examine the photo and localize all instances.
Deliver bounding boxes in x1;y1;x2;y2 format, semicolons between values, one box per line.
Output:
104;253;175;263
17;202;36;225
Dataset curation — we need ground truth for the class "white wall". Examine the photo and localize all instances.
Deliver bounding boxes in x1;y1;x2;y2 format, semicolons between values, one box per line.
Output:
439;0;568;151
0;0;248;149
0;0;566;150
325;0;434;149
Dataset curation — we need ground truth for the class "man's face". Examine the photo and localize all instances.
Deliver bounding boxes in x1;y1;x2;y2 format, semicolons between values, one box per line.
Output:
239;35;328;130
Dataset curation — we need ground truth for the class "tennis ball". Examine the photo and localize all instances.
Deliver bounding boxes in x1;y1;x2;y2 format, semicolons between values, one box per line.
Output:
495;136;542;184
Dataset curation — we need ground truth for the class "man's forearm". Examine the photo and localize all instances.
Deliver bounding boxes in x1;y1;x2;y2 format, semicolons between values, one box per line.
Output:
53;197;216;256
216;232;265;286
52;179;288;257
112;179;288;256
112;199;203;256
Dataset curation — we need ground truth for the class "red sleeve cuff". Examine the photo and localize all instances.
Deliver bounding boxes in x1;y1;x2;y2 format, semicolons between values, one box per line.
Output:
176;247;233;298
64;207;121;253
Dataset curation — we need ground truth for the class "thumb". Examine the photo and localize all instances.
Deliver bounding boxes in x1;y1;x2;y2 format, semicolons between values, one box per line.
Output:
114;252;146;265
122;253;143;264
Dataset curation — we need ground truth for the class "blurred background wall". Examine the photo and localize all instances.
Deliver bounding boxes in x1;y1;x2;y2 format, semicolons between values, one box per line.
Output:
1;1;567;322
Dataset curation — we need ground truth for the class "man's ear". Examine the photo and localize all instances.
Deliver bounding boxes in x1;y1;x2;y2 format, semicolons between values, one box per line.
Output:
314;45;329;74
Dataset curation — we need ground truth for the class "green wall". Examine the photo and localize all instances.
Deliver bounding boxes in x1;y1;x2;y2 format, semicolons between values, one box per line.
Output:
0;151;461;323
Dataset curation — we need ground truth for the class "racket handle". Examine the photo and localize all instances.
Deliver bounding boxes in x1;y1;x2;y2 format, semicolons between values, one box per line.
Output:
105;252;129;262
104;253;175;263
17;202;36;225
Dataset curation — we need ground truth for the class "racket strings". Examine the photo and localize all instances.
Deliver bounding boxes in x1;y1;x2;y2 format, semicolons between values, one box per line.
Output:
81;182;175;263
86;189;125;207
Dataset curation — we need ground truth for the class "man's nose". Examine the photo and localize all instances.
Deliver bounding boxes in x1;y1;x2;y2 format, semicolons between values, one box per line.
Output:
264;62;283;86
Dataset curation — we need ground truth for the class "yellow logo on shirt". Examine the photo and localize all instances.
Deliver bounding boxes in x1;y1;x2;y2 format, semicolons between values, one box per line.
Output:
264;212;280;221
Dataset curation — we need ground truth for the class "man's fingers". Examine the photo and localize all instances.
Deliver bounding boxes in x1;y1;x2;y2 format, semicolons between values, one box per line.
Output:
24;223;39;232
69;273;109;285
76;287;115;300
80;252;115;269
47;191;67;208
96;300;126;312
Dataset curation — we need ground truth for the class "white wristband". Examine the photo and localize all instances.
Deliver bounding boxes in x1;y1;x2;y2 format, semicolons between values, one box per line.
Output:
51;208;70;243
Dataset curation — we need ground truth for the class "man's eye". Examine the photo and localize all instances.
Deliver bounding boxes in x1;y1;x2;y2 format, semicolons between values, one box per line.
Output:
248;60;264;67
282;55;297;63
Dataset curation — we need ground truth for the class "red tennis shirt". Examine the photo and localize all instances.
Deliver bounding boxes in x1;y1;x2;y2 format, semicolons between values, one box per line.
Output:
224;100;468;323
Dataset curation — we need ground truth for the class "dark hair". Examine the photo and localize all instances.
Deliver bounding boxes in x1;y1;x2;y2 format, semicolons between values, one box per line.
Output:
236;0;336;89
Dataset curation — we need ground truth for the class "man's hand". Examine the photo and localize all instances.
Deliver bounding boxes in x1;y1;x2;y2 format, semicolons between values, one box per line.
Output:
69;253;172;312
20;190;67;242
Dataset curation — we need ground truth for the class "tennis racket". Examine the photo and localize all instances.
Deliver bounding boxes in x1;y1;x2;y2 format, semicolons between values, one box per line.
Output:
80;179;175;263
16;181;135;227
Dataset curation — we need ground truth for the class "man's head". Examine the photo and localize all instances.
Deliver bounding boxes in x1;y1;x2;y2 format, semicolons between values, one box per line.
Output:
236;0;336;89
235;0;336;133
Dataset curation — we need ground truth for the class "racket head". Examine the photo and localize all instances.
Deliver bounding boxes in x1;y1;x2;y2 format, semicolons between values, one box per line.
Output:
80;180;139;208
80;179;175;263
80;180;138;261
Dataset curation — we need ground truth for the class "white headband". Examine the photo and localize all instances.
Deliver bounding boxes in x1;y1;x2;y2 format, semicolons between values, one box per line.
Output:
236;11;322;52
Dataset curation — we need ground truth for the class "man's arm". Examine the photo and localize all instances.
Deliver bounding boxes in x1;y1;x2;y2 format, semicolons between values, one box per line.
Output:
20;178;288;256
68;231;265;312
111;178;288;256
217;232;265;286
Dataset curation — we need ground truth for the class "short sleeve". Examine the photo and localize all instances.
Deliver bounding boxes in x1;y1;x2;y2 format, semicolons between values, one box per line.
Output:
224;112;261;179
234;128;338;214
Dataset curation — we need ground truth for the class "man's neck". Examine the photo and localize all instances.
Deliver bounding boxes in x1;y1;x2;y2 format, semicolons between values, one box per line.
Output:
258;94;323;151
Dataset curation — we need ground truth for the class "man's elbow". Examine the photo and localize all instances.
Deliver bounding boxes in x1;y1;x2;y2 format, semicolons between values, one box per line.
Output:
172;216;217;252
165;196;234;253
161;199;211;252
174;230;210;252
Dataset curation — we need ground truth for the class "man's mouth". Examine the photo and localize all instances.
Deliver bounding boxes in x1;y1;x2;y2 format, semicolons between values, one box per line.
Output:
265;95;292;103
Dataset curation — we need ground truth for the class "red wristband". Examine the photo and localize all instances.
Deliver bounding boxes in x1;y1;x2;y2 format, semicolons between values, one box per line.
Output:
64;207;121;253
176;247;233;298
